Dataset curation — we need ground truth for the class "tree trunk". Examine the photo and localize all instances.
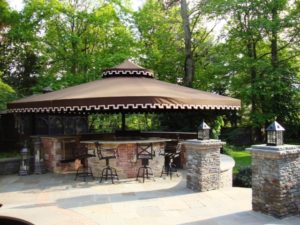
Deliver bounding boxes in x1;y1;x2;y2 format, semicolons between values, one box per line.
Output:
180;0;194;87
247;40;261;143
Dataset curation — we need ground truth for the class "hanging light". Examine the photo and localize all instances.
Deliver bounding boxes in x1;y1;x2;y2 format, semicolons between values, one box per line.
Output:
266;121;285;146
197;120;210;140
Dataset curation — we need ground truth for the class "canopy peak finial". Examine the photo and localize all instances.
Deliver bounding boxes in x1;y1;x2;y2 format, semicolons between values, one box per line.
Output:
102;60;154;78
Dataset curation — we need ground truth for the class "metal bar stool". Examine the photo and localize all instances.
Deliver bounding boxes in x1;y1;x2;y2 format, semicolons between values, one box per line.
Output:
161;143;182;179
96;142;119;184
74;145;95;181
136;143;155;182
160;151;172;177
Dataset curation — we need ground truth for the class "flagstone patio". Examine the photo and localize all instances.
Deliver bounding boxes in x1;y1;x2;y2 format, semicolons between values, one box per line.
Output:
0;171;299;225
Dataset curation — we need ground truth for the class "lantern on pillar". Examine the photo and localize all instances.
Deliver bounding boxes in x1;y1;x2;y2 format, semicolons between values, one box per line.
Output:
197;121;210;140
266;121;285;146
19;145;30;176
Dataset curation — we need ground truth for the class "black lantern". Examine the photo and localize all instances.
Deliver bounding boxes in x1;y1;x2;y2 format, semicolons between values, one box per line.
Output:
197;120;210;140
19;145;30;176
266;121;285;146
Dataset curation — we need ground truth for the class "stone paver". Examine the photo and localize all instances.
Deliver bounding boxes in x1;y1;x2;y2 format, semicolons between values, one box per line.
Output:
0;171;299;225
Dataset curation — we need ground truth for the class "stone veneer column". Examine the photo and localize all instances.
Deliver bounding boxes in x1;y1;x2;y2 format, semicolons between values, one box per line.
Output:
183;139;225;192
248;144;300;218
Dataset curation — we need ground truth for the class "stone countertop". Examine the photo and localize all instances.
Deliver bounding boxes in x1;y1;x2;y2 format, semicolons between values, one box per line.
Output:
80;138;172;145
33;136;77;140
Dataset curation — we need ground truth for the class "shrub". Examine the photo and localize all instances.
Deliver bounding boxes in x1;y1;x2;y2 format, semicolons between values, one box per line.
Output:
221;127;252;145
233;166;252;187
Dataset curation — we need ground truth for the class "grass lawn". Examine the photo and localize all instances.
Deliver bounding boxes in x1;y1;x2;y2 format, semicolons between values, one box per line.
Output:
223;144;251;174
286;140;300;145
0;151;19;159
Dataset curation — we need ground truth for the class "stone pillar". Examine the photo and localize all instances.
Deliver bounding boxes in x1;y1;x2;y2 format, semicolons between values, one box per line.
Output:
248;144;300;218
183;139;225;192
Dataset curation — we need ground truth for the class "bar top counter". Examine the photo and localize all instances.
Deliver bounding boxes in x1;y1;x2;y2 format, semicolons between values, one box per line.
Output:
80;138;172;145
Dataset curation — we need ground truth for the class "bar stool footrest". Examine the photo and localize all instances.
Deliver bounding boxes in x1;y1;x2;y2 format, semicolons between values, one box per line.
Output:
136;166;155;183
75;166;94;181
100;166;119;184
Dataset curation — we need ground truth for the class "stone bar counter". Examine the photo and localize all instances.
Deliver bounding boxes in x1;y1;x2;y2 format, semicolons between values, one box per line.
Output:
39;136;78;173
81;138;171;179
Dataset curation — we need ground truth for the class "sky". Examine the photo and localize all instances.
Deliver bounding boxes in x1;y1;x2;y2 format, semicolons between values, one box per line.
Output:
7;0;146;11
7;0;24;11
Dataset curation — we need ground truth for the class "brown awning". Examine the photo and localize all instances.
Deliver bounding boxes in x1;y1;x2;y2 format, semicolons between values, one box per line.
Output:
7;61;241;113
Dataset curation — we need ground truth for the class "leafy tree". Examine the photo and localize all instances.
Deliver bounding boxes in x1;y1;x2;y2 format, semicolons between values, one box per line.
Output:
135;0;214;87
200;0;300;141
0;0;10;77
0;0;10;28
0;0;16;108
0;71;15;110
0;0;41;96
24;0;135;91
134;0;184;83
1;0;136;95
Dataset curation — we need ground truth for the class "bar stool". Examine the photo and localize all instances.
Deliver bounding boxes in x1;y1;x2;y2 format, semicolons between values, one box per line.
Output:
74;145;95;181
96;142;119;184
136;143;155;182
160;151;172;177
161;143;182;179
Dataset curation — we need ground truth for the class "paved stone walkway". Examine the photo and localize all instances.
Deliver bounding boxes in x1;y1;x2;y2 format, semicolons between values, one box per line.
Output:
0;171;299;225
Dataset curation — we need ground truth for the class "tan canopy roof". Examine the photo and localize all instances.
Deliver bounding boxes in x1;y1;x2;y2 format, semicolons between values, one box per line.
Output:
8;60;240;113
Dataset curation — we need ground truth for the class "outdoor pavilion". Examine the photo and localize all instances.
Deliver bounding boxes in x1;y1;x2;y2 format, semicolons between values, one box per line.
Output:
6;60;241;176
7;60;240;132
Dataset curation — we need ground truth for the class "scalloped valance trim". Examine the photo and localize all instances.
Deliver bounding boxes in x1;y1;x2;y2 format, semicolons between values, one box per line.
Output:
102;69;154;78
8;103;240;113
